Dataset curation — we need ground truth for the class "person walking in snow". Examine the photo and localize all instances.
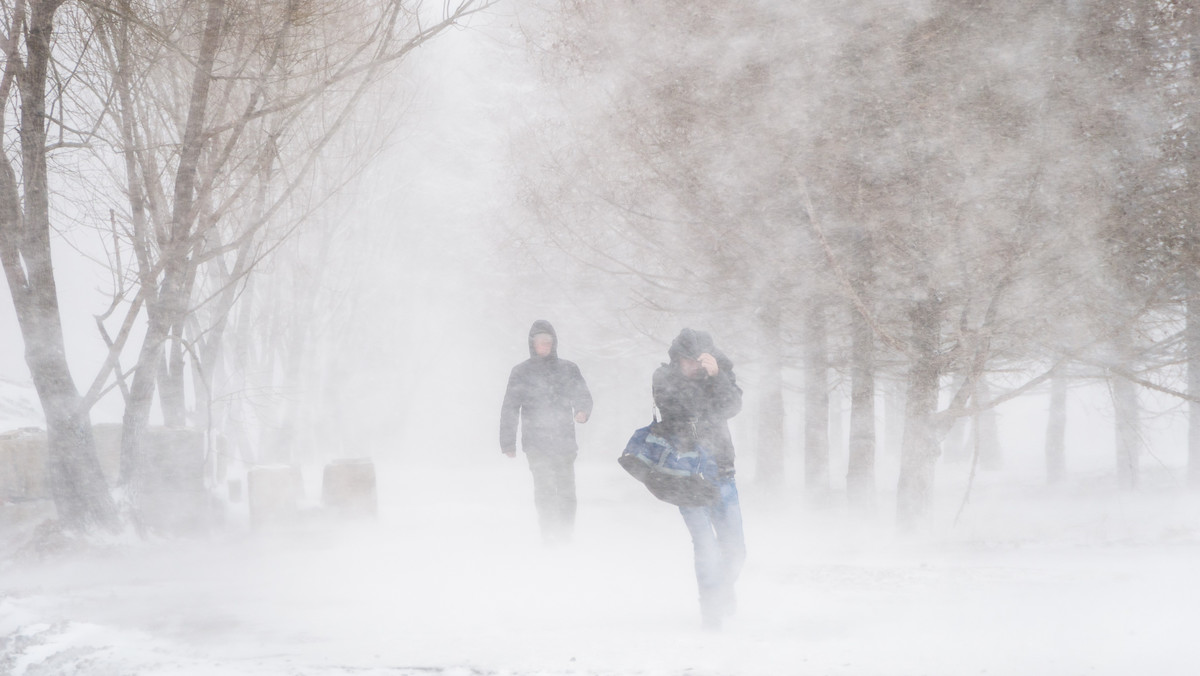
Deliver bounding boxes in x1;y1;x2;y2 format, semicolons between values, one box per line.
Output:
499;320;593;544
653;328;745;630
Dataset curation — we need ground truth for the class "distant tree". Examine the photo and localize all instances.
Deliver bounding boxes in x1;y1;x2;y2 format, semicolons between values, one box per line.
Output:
520;0;832;491
521;0;1195;526
1075;0;1200;488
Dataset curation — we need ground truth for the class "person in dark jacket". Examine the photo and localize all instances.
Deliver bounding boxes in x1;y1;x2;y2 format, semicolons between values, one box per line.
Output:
500;320;593;543
653;328;744;630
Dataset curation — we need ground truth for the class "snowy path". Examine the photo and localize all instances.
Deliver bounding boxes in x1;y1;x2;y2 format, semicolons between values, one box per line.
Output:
2;458;1199;675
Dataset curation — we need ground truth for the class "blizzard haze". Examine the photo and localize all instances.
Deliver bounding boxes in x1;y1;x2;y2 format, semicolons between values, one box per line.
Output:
3;2;1200;675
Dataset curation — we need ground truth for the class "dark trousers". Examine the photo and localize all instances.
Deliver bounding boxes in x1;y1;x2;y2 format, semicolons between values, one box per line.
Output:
525;452;577;543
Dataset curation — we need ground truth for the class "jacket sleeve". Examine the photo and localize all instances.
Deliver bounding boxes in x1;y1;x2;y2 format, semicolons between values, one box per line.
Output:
708;349;742;420
708;368;743;420
570;363;593;417
499;366;522;454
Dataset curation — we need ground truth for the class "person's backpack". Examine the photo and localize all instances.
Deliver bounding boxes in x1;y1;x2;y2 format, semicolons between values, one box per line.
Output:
618;419;720;507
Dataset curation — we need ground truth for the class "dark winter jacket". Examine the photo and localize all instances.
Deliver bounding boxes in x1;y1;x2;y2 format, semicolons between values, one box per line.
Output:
499;320;593;456
652;328;742;474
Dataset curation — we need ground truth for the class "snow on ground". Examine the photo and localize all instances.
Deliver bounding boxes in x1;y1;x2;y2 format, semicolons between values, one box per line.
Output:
2;453;1200;676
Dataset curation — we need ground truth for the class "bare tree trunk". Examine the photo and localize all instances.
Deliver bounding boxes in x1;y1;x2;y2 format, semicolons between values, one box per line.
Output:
846;291;876;508
829;384;844;465
940;373;970;463
1111;328;1140;490
158;321;188;427
1189;273;1200;487
883;377;906;458
896;293;942;530
975;377;1001;470
803;301;829;493
119;0;225;494
1045;370;1067;484
0;0;117;531
755;300;785;492
161;259;203;427
119;312;167;487
1185;8;1200;491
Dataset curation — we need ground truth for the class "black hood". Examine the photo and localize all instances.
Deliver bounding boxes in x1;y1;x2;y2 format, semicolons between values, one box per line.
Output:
528;319;558;358
667;328;715;364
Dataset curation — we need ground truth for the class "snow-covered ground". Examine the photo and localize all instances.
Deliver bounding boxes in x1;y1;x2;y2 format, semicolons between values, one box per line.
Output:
3;451;1199;676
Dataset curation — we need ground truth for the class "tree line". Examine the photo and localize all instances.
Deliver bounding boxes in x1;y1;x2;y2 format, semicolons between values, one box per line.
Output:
512;0;1200;528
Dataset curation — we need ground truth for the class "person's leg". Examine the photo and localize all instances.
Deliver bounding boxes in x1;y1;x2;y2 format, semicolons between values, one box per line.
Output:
544;452;576;542
710;478;745;617
680;504;722;628
525;453;556;541
555;453;577;539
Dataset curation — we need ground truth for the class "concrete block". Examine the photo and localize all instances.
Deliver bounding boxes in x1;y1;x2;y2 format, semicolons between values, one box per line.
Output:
227;478;243;503
321;458;377;517
248;464;304;530
2;425;212;534
0;428;48;500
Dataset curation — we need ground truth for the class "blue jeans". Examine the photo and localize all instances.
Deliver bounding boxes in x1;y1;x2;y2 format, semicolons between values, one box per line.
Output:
679;478;745;620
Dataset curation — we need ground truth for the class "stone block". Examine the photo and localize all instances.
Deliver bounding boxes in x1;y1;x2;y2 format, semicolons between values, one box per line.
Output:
1;425;212;534
248;464;304;530
321;458;377;517
227;478;243;503
0;428;49;501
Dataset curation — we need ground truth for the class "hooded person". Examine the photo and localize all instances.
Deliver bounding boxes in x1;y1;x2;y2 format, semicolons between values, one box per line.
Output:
652;328;745;630
499;320;593;543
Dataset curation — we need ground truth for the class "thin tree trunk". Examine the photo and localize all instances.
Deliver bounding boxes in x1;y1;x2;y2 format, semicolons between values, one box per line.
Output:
161;255;203;427
120;0;225;495
883;377;906;458
158;330;188;428
940;374;971;463
803;301;829;493
1045;370;1067;484
896;293;942;530
975;377;1001;470
846;291;876;508
1189;276;1200;487
755;300;785;492
1111;328;1140;490
120;311;169;488
1184;0;1200;489
829;386;844;465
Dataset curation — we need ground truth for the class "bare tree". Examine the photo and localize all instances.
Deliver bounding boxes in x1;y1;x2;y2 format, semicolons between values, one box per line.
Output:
0;0;118;531
80;0;494;516
521;0;1141;530
1;0;494;531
